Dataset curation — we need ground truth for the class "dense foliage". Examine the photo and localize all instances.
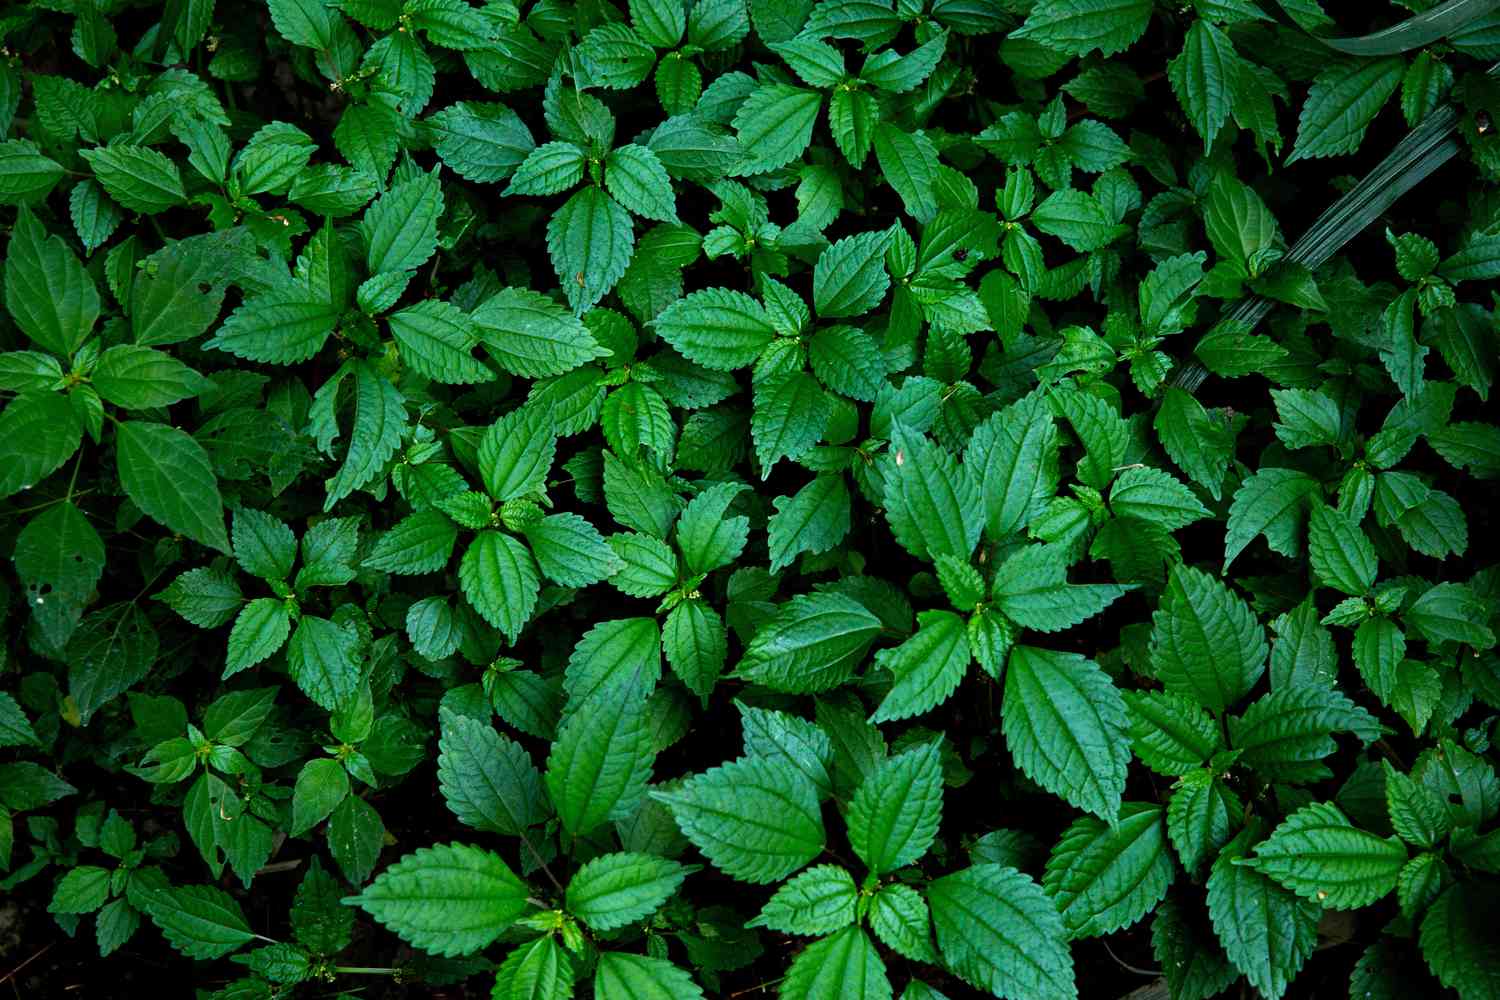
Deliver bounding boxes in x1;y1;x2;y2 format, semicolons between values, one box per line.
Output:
3;0;1500;996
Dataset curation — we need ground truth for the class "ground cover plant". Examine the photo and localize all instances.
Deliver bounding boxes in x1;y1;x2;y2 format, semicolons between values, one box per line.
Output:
2;0;1500;996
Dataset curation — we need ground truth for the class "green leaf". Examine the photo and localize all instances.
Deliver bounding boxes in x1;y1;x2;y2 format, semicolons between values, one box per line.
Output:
595;953;705;1000
1054;388;1130;491
479;406;556;502
814;229;892;319
1031;189;1124;251
965;393;1059;539
610;532;679;597
1154;389;1235;500
664;599;728;698
1247;801;1407;909
1229;685;1380;784
1168;20;1237;151
652;755;825;884
388;300;494;385
1043;803;1175;938
1203;174;1281;271
0;140;65;203
0;395;82;500
1405;582;1496;649
437;708;548;836
631;0;685;47
865;32;947;93
869;882;936;963
1383;761;1450;850
1150;564;1266;714
547;186;635;316
506;141;586;196
734;592;882;693
1009;0;1152;57
884;425;982;562
578;23;656;90
362;168;444;275
676;481;749;573
1420;883;1500;1000
780;926;891;1000
829;86;880;167
311;361;407;511
1271;388;1342;449
991;544;1126;632
1224;467;1320;569
459;530;540;644
290;758;350;835
527;513;620;587
652;288;775;370
14;500;105;645
202;688;277;748
80;145;186;213
735;707;832;808
428;101;534;183
928;864;1077;1000
232;508;296;582
1108;466;1210;530
49;865;111;914
732;84;822;175
346;844;530;957
871;610;970;722
225;598;292;676
267;0;335;48
750;865;858;935
0;693;40;748
286;615;361;710
116;421;230;554
767;475;851;572
495;939;576;1000
1306;501;1377;596
846;744;943;874
873;125;939;223
545;684;655;836
1123;689;1223;776
810;324;886;401
140;885;254;960
1002;645;1131;822
328;795;385;886
561;617;663;715
0;761;75;811
1168;769;1242;876
565;852;692;930
1206;845;1319;1000
4;207;99;357
363;511;458;575
606;144;678;222
752;371;832;475
93;345;209;409
1152;898;1239;1000
1289;57;1404;162
472;286;610;377
206;287;339;364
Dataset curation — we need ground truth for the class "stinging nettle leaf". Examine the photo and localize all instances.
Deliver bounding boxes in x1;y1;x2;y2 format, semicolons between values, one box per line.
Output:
652;755;825;884
346;843;530;957
1043;803;1176;938
928;864;1077;1000
1003;645;1131;823
846;744;944;874
1149;564;1267;715
1246;801;1407;909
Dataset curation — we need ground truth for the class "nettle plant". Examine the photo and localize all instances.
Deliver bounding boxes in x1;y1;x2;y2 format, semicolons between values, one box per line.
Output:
4;0;1500;997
